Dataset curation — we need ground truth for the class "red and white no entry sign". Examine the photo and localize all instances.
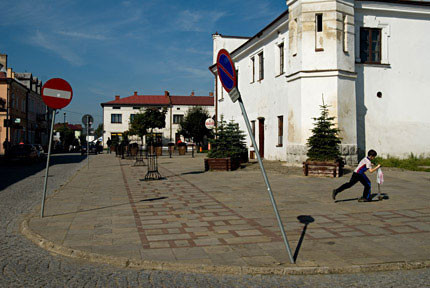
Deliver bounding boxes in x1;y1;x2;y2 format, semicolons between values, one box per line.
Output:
205;118;215;129
41;78;73;109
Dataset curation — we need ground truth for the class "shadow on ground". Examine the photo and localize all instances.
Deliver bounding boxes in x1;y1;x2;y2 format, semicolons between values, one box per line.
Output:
0;153;86;191
294;215;315;262
45;196;168;217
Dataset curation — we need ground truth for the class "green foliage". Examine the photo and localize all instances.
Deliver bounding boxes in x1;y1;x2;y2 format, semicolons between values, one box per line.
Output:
95;123;103;138
129;107;167;144
56;125;76;148
375;154;430;172
178;106;213;146
208;118;247;160
306;101;342;161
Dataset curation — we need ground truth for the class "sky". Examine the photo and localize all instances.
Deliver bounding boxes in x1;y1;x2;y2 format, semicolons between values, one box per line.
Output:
0;0;287;127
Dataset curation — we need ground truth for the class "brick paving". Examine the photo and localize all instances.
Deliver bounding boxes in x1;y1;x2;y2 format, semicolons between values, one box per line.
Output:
122;163;281;250
27;153;430;269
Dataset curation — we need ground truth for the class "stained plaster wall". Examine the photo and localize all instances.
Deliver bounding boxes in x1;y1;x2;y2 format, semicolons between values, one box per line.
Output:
355;2;430;158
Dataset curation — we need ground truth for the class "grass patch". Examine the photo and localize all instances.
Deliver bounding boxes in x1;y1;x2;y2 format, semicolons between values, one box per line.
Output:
374;154;430;172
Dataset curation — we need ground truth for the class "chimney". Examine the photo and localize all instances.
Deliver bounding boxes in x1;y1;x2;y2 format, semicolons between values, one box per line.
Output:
115;95;120;100
0;53;7;70
134;91;138;96
209;92;214;97
191;91;195;96
164;90;170;97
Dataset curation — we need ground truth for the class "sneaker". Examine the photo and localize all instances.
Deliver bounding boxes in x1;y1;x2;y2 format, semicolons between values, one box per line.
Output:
358;197;371;202
332;189;337;200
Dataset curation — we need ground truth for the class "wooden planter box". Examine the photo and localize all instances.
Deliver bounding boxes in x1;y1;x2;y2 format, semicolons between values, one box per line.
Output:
178;146;186;155
204;158;240;171
303;160;343;177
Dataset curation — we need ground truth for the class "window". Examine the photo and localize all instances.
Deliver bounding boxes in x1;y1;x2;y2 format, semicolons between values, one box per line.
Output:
130;114;136;122
113;106;121;109
177;107;180;110
316;14;323;32
111;133;123;142
278;43;284;74
111;114;122;123
315;14;324;51
133;106;140;110
258;52;264;80
360;28;381;64
173;114;184;124
277;116;283;146
251;57;255;83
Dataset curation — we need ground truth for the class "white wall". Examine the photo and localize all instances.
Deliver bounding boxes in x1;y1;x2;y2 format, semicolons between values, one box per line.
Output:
213;0;430;162
214;16;290;161
103;104;215;148
355;3;430;158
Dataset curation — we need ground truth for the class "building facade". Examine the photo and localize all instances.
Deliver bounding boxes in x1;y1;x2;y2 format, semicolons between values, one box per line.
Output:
210;0;430;164
0;53;48;155
101;91;215;148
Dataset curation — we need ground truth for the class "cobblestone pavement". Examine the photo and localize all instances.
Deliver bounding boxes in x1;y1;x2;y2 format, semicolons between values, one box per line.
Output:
1;153;429;287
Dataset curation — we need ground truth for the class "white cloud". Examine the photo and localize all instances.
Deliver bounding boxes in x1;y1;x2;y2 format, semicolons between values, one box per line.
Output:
56;30;108;41
177;66;211;79
175;10;225;32
30;31;84;66
185;48;212;56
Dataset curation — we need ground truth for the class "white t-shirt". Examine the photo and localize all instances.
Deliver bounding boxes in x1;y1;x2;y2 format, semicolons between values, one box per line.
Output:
354;157;372;174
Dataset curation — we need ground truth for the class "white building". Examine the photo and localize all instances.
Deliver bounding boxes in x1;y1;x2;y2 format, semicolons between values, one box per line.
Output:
210;0;430;164
101;91;215;147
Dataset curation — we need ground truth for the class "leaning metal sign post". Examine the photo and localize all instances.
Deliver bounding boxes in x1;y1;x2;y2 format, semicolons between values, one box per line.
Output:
41;78;73;218
216;49;295;264
82;114;93;169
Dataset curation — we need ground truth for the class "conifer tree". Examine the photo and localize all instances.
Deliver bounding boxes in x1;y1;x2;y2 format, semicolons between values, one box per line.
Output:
306;100;342;161
208;117;247;160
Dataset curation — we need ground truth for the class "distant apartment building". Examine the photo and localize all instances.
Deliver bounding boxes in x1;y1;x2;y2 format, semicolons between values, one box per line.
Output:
100;91;215;148
53;123;83;140
0;53;49;155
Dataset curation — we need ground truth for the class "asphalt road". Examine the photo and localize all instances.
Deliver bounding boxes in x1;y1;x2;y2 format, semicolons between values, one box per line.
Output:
0;153;429;287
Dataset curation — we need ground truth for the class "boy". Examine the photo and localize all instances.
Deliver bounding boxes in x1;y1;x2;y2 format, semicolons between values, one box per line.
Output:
332;149;381;202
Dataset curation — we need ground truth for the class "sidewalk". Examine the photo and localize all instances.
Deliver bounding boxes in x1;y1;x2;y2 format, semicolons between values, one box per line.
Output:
22;153;430;275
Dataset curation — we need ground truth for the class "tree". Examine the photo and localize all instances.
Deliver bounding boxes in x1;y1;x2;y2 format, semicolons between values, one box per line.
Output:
129;107;167;145
306;100;342;161
208;117;247;160
95;123;103;139
56;125;76;150
178;106;213;147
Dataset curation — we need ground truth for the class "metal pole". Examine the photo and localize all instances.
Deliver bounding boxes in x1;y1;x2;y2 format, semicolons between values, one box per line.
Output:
238;97;295;264
87;117;89;169
41;109;56;218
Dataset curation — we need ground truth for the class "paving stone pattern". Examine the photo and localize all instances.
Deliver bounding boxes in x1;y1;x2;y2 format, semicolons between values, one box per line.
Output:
124;164;281;250
2;153;430;287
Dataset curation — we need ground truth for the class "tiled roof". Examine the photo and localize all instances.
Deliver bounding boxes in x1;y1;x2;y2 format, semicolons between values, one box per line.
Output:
103;95;170;106
170;96;214;106
101;94;214;106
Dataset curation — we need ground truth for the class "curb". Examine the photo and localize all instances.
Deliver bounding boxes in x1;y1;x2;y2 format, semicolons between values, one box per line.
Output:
20;217;430;276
